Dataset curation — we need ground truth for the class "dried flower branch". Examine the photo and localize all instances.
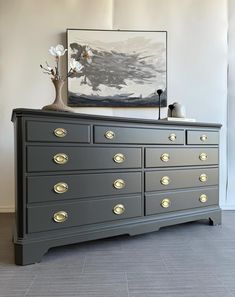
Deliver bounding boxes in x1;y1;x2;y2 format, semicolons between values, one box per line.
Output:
40;44;93;81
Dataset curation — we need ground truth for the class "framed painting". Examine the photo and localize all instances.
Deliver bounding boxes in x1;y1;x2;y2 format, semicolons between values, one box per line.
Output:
67;29;167;107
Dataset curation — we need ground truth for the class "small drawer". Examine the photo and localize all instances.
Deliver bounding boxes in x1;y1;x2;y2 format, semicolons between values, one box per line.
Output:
27;195;142;233
186;130;219;145
145;168;218;192
26;120;90;143
27;146;141;172
27;172;141;203
94;126;184;144
145;187;219;215
145;148;218;168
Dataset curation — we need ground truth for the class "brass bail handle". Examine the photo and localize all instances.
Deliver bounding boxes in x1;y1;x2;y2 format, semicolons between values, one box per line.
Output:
54;128;67;138
53;153;69;164
113;204;125;215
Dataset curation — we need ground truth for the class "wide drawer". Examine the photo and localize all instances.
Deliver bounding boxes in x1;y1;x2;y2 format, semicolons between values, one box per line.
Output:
145;148;218;168
27;195;142;233
27;146;141;172
145;187;219;215
94;125;184;144
27;172;141;203
186;130;219;145
145;168;218;191
26;120;90;143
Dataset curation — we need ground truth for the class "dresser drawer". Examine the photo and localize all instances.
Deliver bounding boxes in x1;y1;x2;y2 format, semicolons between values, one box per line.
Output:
27;146;141;172
26;120;90;143
186;130;219;145
145;148;218;168
27;172;141;203
145;187;219;215
94;126;184;144
145;168;218;192
27;195;142;233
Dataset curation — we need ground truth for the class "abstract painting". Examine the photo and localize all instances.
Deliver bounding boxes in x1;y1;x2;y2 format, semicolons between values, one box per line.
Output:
67;29;167;107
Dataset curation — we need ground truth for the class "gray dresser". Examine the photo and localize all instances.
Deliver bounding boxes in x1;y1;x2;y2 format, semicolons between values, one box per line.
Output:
12;109;221;265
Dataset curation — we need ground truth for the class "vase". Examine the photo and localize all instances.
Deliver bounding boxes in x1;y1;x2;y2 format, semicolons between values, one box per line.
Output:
42;79;74;112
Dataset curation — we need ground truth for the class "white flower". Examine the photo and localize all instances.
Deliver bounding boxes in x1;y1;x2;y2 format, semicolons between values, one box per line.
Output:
82;46;93;64
49;44;67;57
70;58;84;72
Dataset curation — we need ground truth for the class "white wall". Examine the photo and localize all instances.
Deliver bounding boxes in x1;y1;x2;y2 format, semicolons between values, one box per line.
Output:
0;0;228;211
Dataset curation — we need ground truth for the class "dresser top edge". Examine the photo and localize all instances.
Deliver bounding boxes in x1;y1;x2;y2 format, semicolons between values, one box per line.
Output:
11;108;222;128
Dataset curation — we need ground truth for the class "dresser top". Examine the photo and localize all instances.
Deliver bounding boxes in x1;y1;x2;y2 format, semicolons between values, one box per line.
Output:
11;108;222;128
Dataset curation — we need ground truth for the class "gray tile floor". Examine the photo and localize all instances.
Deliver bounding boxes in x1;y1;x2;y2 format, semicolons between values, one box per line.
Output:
1;212;235;297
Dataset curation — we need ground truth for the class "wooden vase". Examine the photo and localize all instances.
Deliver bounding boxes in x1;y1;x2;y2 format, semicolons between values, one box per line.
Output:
42;79;74;112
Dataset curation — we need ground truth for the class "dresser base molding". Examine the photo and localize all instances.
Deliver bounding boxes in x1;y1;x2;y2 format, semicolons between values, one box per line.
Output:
14;206;221;265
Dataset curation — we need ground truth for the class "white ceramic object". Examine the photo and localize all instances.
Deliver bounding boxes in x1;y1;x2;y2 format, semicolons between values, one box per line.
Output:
171;102;186;118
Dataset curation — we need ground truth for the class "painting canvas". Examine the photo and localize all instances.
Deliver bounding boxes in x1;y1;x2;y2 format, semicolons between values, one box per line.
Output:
67;29;167;107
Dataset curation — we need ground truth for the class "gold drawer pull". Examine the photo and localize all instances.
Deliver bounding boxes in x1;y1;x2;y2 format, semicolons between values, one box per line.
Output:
160;176;171;186
54;128;67;138
200;134;208;142
113;204;125;215
199;194;208;203
113;153;125;163
53;211;68;223
161;198;171;208
113;179;125;189
54;182;68;194
199;173;208;182
105;130;115;140
199;153;208;161
53;153;69;164
169;133;176;142
160;153;170;162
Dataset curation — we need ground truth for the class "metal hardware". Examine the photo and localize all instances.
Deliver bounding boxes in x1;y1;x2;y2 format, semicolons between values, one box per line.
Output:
169;133;176;142
200;134;208;142
113;179;125;189
54;128;67;138
53;153;69;164
160;176;171;186
199;194;208;203
105;130;115;139
199;153;208;161
113;204;125;215
113;153;125;163
160;153;170;162
53;211;68;223
54;182;68;194
199;173;208;182
161;198;171;208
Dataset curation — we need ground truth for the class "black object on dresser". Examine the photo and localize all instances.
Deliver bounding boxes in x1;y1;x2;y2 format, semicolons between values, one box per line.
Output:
12;109;222;265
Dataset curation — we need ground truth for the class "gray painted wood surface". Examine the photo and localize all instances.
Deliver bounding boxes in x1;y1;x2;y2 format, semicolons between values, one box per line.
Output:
11;109;221;265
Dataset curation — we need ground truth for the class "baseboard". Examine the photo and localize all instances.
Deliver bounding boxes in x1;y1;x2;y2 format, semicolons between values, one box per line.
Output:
0;206;15;213
220;205;235;210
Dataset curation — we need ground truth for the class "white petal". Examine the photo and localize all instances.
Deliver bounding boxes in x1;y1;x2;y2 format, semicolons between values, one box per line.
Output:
49;47;57;56
87;57;92;64
87;50;93;57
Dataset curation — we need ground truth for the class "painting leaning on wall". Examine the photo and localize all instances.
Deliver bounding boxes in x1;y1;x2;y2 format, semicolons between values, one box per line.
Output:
67;29;167;107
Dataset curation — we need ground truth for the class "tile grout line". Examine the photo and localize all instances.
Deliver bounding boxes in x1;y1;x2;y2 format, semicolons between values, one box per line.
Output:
160;252;171;273
23;275;37;297
125;272;130;297
81;255;86;273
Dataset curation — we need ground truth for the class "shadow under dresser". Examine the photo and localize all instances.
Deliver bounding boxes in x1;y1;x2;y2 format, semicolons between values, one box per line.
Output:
11;109;222;265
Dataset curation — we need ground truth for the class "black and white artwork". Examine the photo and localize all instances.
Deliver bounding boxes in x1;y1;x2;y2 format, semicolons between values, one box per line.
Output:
67;29;167;107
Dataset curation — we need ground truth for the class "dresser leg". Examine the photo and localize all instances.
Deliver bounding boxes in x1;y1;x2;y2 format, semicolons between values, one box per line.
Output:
14;242;49;265
209;211;222;226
